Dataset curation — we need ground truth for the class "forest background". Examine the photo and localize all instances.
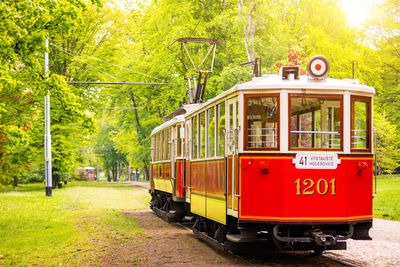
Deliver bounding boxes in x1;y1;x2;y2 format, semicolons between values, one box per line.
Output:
0;0;399;188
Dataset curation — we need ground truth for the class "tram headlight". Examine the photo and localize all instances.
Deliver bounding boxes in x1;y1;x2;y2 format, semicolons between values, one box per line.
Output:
307;55;330;80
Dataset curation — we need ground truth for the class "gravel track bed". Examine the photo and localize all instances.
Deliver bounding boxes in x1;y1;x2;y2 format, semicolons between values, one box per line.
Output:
325;219;400;266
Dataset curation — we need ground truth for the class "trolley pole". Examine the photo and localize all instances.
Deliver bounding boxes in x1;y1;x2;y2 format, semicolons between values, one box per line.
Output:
44;38;52;197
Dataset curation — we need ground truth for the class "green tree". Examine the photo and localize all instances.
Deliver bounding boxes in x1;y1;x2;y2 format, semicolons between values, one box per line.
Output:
0;0;101;187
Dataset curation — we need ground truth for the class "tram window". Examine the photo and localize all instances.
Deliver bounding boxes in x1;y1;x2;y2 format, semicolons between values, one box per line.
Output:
153;135;157;161
183;125;186;157
207;107;215;157
166;129;170;160
245;95;278;149
228;103;234;153
200;112;206;158
158;134;161;160
151;136;155;161
158;132;165;160
155;133;158;161
217;102;225;156
186;121;189;157
177;125;182;157
351;97;370;150
290;95;342;150
192;116;198;159
163;131;165;160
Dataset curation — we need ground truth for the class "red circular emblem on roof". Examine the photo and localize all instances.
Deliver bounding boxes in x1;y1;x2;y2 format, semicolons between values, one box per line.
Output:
307;55;330;80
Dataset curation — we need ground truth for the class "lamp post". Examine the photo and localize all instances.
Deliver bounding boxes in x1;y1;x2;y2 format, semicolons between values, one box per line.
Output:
44;38;52;196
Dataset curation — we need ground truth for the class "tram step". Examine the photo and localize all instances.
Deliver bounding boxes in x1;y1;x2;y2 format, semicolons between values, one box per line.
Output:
183;216;194;221
226;232;257;243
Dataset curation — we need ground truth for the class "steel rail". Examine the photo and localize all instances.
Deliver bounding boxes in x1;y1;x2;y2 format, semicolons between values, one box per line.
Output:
322;253;359;267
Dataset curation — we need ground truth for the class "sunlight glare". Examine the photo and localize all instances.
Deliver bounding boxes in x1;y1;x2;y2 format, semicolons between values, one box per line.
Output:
339;0;375;27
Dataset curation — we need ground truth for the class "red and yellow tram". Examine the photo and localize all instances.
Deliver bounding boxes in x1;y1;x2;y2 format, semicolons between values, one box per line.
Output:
149;56;374;254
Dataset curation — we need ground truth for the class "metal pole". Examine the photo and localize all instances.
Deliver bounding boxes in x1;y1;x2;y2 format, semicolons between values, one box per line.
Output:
44;38;52;196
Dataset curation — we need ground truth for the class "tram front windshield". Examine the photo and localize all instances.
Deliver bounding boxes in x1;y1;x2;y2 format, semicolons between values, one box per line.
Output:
290;96;341;150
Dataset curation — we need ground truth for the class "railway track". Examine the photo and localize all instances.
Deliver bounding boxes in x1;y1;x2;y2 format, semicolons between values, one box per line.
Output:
322;253;359;267
176;220;359;266
134;182;359;266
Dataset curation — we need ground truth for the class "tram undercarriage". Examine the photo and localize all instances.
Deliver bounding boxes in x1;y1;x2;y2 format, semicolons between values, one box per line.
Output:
191;216;357;255
150;190;186;222
150;191;371;255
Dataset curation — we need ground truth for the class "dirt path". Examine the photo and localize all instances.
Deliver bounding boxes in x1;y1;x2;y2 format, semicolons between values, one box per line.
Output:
100;210;247;266
98;210;349;266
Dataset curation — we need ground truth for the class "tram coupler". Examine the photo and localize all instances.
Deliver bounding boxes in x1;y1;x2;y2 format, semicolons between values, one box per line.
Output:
310;229;336;246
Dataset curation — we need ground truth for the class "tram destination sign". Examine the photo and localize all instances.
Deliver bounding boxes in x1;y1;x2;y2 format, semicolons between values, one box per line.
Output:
293;153;341;169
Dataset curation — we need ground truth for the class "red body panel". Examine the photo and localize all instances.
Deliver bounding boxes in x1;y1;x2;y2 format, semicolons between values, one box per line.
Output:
239;155;373;222
176;159;185;197
227;157;232;208
190;162;206;195
205;160;225;198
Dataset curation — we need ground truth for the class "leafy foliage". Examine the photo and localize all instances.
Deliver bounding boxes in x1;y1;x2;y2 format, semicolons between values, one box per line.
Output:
2;0;400;185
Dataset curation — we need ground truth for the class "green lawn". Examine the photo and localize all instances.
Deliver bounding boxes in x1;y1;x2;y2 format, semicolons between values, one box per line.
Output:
373;175;400;221
0;181;150;265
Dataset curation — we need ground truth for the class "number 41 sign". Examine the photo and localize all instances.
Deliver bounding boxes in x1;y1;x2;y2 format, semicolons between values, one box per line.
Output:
292;153;341;169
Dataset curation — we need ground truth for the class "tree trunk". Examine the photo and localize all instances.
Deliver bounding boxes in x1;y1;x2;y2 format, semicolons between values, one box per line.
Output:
241;1;257;62
112;166;117;182
143;162;150;181
52;174;56;189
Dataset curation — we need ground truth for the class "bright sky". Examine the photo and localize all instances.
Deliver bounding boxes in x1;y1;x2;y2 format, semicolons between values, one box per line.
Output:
339;0;376;27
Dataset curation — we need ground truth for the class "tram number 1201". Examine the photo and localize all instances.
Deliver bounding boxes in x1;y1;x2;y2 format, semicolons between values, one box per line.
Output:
295;178;336;196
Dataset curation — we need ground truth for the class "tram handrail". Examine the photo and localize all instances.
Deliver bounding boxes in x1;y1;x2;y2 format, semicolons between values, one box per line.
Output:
291;130;340;134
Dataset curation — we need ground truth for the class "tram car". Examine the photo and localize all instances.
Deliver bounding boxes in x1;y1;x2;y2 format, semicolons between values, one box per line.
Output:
149;55;374;254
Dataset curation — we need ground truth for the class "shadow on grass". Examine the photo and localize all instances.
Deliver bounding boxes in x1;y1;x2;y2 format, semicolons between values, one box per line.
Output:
1;181;143;193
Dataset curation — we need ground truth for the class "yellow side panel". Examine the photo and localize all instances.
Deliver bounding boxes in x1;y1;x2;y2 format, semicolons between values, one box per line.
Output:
158;179;164;192
165;179;173;194
191;193;206;217
154;178;161;191
154;178;173;194
154;178;165;193
206;197;226;225
161;179;167;192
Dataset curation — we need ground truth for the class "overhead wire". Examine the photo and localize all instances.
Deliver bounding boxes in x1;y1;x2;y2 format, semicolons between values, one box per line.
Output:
49;42;166;82
50;43;119;81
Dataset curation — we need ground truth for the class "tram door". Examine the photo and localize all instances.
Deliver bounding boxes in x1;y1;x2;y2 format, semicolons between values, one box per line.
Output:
171;126;176;196
227;97;239;215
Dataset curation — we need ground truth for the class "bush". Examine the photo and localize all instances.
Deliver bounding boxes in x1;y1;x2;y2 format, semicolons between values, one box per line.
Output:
19;168;45;184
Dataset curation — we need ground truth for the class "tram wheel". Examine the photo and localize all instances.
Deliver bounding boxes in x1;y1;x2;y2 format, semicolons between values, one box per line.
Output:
312;247;324;256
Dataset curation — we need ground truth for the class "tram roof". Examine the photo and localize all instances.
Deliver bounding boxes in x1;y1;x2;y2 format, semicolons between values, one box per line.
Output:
236;74;376;93
151;115;186;136
152;75;375;134
151;104;203;135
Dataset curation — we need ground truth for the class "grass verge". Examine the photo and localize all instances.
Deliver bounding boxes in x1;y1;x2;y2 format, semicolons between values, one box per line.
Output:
373;175;400;221
0;181;150;265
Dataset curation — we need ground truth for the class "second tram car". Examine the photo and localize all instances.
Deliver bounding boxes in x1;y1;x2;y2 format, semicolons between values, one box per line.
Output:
149;56;374;254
